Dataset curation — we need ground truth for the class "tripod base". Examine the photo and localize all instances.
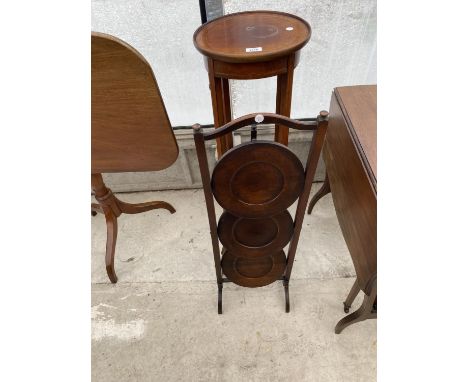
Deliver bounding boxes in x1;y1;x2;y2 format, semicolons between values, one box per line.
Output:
91;173;175;283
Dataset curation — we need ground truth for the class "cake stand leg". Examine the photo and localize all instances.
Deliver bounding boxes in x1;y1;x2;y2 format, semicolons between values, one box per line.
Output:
283;277;290;313
217;283;223;315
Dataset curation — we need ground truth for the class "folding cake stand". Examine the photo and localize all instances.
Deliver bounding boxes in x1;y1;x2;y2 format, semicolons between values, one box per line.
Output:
194;112;328;313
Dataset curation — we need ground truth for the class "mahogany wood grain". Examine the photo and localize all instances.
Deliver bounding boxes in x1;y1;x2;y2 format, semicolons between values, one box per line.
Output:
194;11;311;154
274;53;295;144
283;111;328;281
193;124;223;285
324;88;377;295
335;280;376;334
317;85;377;332
92;32;178;173
212;56;288;79
335;85;377;188
207;58;233;155
217;211;294;258
193;112;328;313
211;141;305;218
91;32;178;283
91;175;175;283
193;11;311;64
221;250;287;288
204;112;316;140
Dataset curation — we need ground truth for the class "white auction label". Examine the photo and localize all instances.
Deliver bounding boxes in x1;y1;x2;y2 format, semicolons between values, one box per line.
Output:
255;114;264;123
246;47;262;52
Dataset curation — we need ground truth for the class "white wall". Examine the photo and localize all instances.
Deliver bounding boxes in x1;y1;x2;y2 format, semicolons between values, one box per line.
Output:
92;0;376;125
92;0;214;126
225;0;377;119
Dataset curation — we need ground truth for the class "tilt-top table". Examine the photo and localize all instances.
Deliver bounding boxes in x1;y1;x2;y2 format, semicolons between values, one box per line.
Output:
91;32;179;283
193;11;311;156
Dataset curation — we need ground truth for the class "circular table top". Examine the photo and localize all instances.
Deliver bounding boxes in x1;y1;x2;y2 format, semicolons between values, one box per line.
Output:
217;210;294;257
211;141;305;218
193;11;311;63
221;250;286;288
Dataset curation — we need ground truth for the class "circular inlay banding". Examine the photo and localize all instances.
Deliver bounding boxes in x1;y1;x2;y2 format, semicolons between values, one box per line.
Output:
193;11;311;64
246;24;279;39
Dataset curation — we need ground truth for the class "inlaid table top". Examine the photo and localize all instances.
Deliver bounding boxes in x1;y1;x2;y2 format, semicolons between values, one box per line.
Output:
193;11;311;63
